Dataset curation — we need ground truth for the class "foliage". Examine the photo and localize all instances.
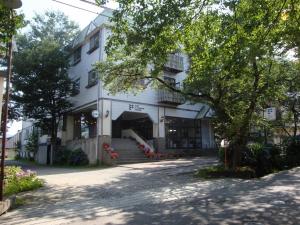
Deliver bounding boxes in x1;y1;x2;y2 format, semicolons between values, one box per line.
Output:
275;61;300;139
0;4;24;55
285;141;300;167
241;143;284;176
25;132;39;154
53;147;72;165
4;166;43;196
12;11;79;145
68;148;89;166
195;165;256;179
54;148;89;166
95;0;300;168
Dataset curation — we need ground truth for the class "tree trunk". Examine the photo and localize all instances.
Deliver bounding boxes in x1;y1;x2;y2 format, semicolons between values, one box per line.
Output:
50;116;58;165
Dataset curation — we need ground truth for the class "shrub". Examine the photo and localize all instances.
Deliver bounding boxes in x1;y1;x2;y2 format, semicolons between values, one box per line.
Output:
285;142;300;167
68;148;89;166
53;147;72;165
195;165;256;179
242;143;284;177
4;166;43;196
25;132;39;158
218;147;225;163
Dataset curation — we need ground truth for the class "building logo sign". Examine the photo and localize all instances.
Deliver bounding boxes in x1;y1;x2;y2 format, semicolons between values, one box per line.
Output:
129;104;144;112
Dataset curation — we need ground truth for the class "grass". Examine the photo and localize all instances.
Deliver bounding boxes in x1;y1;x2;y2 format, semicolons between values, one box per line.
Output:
195;165;257;179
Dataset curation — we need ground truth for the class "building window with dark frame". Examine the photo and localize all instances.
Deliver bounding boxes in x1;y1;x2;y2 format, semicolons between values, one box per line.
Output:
88;32;99;54
165;117;202;149
73;112;97;139
164;76;176;87
71;78;80;96
86;70;98;88
73;46;82;65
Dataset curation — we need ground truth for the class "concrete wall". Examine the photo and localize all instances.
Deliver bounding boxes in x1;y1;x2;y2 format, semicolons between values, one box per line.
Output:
66;138;98;165
36;145;48;165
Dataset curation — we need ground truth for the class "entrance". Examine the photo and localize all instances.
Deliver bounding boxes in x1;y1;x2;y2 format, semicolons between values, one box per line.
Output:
112;112;153;140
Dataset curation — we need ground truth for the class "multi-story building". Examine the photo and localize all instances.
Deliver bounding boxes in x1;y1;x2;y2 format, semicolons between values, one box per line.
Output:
61;9;216;164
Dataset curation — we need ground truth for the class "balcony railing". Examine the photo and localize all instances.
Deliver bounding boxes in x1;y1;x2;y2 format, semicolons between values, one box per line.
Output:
164;54;184;73
158;89;185;105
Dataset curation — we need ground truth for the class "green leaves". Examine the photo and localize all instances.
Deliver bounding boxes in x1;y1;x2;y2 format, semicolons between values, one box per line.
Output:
12;11;79;136
96;0;299;152
0;4;24;55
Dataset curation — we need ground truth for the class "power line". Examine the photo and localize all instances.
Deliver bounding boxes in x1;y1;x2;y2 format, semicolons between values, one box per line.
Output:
79;0;113;11
51;0;113;19
51;0;99;15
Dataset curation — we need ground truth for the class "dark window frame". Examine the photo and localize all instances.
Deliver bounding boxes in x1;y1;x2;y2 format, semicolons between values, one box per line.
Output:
87;32;99;54
73;47;82;65
71;78;80;96
165;117;202;149
86;69;98;88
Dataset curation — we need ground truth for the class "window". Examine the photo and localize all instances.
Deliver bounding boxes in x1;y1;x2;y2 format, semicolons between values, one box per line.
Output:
71;78;80;96
88;32;99;53
165;117;202;149
164;76;176;87
86;70;98;88
73;112;97;139
73;47;81;65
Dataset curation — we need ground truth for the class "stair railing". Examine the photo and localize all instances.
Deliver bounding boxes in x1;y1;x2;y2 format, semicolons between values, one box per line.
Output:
121;129;154;153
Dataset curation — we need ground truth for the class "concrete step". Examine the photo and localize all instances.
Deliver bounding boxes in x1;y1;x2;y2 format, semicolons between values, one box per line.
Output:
111;138;149;163
116;159;159;164
111;138;139;151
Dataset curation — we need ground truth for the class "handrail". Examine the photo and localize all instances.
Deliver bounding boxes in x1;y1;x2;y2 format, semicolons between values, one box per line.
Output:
121;129;154;153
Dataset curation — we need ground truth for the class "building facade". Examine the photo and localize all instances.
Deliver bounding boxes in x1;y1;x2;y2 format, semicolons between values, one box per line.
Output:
61;9;216;164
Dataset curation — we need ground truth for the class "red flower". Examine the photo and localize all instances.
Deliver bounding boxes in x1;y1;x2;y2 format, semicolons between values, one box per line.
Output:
103;143;110;150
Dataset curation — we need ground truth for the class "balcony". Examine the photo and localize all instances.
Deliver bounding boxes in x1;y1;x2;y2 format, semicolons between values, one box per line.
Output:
164;54;184;73
158;89;185;105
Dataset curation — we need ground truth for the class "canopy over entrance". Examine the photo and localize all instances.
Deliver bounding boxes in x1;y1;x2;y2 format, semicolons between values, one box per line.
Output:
112;112;153;140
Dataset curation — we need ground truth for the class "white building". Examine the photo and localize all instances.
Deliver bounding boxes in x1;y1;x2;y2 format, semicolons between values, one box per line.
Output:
61;9;216;165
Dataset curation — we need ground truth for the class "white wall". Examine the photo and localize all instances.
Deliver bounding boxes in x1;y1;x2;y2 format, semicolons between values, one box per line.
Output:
68;23;206;114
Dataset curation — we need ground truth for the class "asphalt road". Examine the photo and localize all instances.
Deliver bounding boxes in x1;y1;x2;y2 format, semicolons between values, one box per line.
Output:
1;158;299;225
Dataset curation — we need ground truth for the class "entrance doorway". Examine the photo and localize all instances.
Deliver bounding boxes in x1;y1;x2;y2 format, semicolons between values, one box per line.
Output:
112;112;153;140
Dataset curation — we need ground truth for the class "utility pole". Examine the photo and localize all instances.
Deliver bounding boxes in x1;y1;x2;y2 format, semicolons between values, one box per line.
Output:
0;0;22;202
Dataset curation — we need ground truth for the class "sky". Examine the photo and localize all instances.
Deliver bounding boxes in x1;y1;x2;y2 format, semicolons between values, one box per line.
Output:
17;0;117;28
8;0;117;137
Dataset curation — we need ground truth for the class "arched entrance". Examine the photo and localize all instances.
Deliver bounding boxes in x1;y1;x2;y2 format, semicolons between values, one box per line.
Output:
112;112;153;140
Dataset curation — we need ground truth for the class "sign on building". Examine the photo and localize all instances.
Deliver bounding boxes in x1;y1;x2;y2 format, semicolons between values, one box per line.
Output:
264;107;276;121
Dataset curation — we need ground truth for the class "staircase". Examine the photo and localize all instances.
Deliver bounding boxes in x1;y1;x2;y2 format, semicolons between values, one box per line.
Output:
111;138;153;164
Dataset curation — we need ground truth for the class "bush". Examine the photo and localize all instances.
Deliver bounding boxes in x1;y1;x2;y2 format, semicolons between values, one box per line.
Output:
242;143;284;177
25;132;39;159
285;142;300;167
4;166;43;196
68;148;89;166
53;147;72;165
195;165;256;179
218;147;225;163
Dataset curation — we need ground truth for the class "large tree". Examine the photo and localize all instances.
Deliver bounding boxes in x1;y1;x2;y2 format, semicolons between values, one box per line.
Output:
12;11;79;152
95;0;298;167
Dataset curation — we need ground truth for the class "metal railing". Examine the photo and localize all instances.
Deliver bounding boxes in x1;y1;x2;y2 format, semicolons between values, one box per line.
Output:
158;89;185;105
164;54;184;73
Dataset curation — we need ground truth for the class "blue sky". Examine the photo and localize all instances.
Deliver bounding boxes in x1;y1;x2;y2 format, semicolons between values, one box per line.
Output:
8;0;117;137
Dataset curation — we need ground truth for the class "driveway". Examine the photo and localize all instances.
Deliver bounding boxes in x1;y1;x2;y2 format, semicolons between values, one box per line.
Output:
1;157;299;225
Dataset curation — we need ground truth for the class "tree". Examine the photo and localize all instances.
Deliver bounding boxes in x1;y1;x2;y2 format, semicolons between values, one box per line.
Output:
276;61;300;140
12;11;79;159
0;3;24;55
25;131;39;158
95;0;298;168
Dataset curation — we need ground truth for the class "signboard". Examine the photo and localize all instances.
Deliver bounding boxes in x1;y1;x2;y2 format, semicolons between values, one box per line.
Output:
264;107;276;121
129;104;144;112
